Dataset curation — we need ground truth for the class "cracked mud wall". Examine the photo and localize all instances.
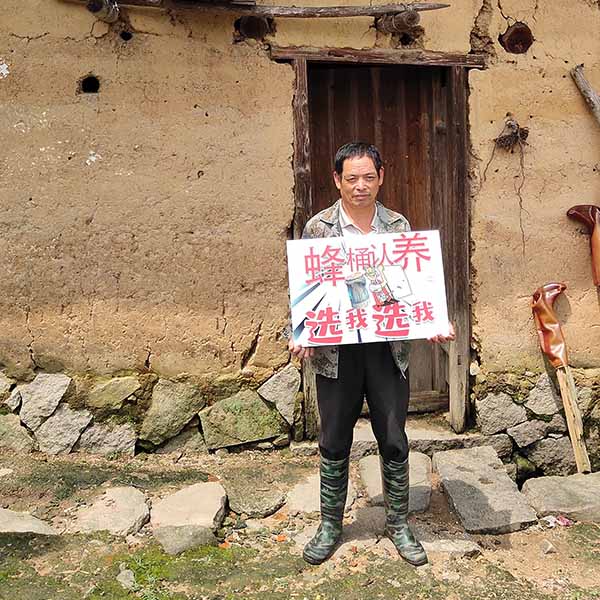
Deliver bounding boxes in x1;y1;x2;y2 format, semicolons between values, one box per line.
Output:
0;1;294;382
1;0;599;387
468;0;600;371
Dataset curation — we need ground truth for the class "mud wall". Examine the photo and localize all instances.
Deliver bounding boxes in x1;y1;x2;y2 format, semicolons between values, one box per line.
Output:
1;0;600;388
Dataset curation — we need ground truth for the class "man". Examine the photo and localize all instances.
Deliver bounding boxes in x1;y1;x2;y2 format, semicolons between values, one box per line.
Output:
289;142;455;566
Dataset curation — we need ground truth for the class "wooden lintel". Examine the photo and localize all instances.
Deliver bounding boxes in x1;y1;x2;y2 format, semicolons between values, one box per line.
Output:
61;0;450;18
270;46;487;68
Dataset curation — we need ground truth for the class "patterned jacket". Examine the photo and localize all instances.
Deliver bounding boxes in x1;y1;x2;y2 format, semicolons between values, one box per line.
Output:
302;199;411;379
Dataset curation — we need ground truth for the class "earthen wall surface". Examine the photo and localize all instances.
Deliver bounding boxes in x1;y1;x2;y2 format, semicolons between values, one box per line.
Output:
1;0;600;388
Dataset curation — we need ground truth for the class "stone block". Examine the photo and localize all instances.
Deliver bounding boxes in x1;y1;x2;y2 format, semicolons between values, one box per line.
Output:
140;379;204;446
523;436;577;476
0;414;35;452
0;508;56;535
69;487;149;535
0;373;13;403
433;446;537;534
286;472;356;515
257;363;301;426
199;389;287;450
475;392;527;435
87;377;141;411
19;373;72;431
75;422;137;457
34;404;93;455
359;452;432;513
525;373;562;416
522;472;600;521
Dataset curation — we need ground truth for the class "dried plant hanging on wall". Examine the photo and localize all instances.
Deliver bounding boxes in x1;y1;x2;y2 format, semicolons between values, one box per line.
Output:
483;113;530;254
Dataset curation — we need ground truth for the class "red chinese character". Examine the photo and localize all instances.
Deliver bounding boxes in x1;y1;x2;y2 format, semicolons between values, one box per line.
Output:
377;242;396;267
304;246;322;285
391;233;431;272
345;308;369;331
320;245;345;286
305;307;343;344
412;301;434;323
347;247;376;272
372;303;410;338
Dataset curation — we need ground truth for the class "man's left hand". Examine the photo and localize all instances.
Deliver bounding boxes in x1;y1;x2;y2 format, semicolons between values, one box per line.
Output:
427;322;456;344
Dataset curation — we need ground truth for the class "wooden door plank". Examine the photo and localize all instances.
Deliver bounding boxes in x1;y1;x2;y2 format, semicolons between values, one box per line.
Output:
447;66;470;433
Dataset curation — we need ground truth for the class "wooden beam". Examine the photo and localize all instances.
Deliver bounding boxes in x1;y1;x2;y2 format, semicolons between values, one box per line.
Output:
271;46;486;68
571;64;600;126
62;0;451;18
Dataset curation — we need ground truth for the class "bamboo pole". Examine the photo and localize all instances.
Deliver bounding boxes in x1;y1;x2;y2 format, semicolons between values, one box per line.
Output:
61;0;451;18
571;64;600;126
556;367;591;474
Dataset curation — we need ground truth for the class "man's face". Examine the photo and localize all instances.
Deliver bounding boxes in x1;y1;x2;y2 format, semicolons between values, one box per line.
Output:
333;155;384;212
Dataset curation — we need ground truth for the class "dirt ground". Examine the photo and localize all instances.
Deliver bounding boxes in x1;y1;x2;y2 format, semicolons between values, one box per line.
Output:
1;448;599;600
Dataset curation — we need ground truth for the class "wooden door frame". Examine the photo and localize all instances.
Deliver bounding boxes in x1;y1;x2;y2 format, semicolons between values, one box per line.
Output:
275;46;486;434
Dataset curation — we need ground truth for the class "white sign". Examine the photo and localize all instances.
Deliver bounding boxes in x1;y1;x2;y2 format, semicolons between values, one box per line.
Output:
287;231;449;346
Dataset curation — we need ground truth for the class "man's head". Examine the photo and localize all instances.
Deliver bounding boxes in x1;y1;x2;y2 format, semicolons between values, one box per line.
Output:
333;142;384;213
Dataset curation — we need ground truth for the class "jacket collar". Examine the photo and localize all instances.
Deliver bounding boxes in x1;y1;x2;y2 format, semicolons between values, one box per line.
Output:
319;199;405;228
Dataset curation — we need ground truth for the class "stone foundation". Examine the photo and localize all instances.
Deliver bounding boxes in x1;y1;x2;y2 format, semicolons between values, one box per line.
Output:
473;368;600;481
0;364;301;457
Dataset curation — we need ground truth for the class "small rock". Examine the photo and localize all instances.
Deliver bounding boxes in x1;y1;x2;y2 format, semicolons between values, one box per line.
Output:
526;373;562;416
475;392;527;435
0;508;56;535
19;373;72;430
87;377;141;411
576;388;595;416
272;433;290;448
484;433;513;460
257;364;301;426
116;567;137;591
257;441;273;450
34;404;93;455
215;448;228;456
507;420;550;448
290;441;318;456
541;539;557;555
153;525;217;555
0;468;13;478
421;539;482;558
69;487;150;536
225;479;286;519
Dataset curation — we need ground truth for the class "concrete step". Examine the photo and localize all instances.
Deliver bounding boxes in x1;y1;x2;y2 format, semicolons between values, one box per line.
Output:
350;417;512;461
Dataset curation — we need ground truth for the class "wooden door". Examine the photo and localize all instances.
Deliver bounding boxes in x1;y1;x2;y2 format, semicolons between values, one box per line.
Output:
302;62;470;425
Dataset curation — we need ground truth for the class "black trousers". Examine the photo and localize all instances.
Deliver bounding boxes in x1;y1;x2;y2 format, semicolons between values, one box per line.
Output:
316;342;410;462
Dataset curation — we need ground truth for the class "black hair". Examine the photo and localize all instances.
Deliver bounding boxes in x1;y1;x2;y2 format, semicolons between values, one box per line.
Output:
334;142;383;175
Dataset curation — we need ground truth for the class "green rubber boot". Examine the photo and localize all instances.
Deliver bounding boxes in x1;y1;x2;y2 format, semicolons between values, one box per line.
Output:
380;456;428;566
303;456;349;565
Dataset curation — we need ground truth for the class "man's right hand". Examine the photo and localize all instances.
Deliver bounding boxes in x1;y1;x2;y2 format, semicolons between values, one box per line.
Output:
288;339;315;360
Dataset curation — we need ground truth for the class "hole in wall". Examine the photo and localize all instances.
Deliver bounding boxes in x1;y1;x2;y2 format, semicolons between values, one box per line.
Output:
79;75;100;94
499;22;534;54
234;16;275;41
120;30;133;41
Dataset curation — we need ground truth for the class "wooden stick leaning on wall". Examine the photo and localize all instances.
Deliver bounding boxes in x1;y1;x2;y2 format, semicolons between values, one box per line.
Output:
61;0;450;18
571;64;600;126
531;282;591;474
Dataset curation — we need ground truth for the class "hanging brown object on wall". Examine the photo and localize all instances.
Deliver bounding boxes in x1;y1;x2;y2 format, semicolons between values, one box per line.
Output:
567;205;600;287
531;282;591;474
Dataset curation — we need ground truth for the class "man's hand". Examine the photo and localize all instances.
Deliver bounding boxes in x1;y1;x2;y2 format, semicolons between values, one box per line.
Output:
288;339;315;360
427;322;456;344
